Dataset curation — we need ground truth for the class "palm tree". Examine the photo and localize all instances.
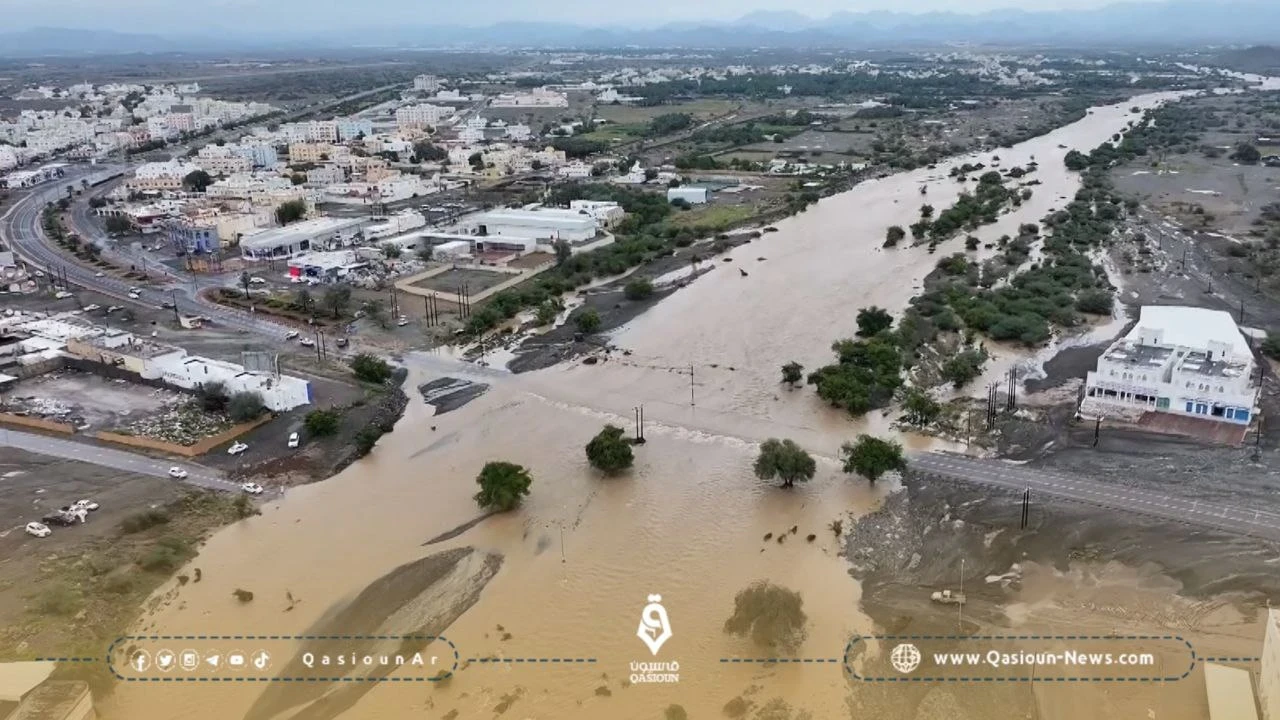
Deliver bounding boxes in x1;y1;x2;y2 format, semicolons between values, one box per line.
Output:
239;271;252;299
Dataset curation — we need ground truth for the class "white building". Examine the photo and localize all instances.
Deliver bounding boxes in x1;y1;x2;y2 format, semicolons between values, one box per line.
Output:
491;87;569;108
395;104;456;131
668;186;709;205
506;123;533;142
366;209;426;240
306;120;339;143
558;161;593;179
413;74;443;93
129;160;200;191
1082;306;1257;425
467;208;599;243
206;172;294;201
0;146;17;172
239;217;371;260
152;354;311;411
568;200;625;227
195;145;252;176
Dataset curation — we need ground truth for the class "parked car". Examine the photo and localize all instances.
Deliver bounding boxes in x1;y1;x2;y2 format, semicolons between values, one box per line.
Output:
227;442;249;455
25;522;51;538
335;337;349;348
73;499;100;511
94;271;105;277
299;338;315;347
285;330;300;340
161;301;175;309
127;292;140;299
83;304;100;312
128;287;142;294
240;482;264;495
168;466;188;479
42;511;79;527
396;318;409;327
250;277;267;284
106;305;121;313
288;432;299;449
55;291;73;299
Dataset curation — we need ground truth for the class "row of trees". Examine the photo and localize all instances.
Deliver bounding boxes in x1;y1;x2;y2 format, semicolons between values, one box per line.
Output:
754;435;907;489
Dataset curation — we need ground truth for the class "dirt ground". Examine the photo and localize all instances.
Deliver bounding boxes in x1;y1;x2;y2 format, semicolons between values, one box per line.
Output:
0;447;252;672
408;266;511;295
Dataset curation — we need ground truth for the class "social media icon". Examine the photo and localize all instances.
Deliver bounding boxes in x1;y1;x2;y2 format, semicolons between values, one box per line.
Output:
179;650;200;672
205;653;221;669
155;649;175;672
130;650;151;673
252;650;271;671
227;651;246;670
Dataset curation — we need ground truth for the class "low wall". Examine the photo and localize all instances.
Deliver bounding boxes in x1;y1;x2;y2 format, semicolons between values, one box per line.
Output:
95;414;271;457
0;412;76;435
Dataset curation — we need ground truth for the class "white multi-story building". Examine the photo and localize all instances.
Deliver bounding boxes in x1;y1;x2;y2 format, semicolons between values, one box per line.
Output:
1082;306;1257;425
395;104;456;131
569;200;625;227
306;120;339;143
335;118;372;141
205;172;294;201
232;142;279;168
305;165;345;185
506;123;533;142
129;159;200;191
195;145;252;176
413;74;443;93
558;160;593;179
0;146;18;172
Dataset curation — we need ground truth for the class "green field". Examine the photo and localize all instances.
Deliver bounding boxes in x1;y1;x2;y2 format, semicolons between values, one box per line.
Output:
668;203;760;232
596;99;740;125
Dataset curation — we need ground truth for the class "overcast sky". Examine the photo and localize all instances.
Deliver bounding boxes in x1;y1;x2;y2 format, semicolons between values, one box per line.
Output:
0;0;1162;33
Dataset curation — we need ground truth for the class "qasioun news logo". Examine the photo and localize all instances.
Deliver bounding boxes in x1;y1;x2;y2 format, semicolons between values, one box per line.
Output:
887;643;1158;674
632;593;679;684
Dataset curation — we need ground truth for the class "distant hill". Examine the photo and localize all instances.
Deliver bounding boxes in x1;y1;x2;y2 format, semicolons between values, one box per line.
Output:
1215;45;1280;74
3;1;1280;57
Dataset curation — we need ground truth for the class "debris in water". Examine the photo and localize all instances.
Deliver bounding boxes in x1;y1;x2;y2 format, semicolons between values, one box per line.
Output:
582;357;599;365
806;534;816;542
739;269;749;277
232;589;254;603
763;533;773;541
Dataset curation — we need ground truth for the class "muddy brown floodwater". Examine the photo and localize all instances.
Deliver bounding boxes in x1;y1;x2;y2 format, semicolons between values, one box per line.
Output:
104;90;1205;720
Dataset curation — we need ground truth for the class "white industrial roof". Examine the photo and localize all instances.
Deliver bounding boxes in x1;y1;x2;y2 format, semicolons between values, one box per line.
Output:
240;217;366;251
0;662;55;702
1126;305;1251;358
476;209;596;230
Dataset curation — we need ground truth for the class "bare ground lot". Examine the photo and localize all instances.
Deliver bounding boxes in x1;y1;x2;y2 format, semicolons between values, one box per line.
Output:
0;447;253;673
407;266;512;296
1112;157;1280;236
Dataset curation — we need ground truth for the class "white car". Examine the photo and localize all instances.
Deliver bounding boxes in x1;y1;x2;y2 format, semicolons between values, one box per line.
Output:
396;318;409;327
83;304;101;312
227;442;249;455
168;466;188;479
94;271;105;277
285;330;300;340
106;305;121;313
240;482;264;495
55;291;73;299
73;499;100;511
288;432;299;448
128;287;142;294
25;522;51;538
250;277;266;284
299;338;315;347
127;292;140;299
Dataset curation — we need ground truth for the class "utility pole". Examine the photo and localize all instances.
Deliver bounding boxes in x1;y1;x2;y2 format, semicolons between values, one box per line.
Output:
958;558;965;630
1239;298;1245;324
171;289;180;323
689;364;695;407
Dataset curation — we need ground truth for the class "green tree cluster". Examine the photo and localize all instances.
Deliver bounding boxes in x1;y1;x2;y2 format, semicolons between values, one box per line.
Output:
474;461;533;512
585;424;634;475
753;438;816;489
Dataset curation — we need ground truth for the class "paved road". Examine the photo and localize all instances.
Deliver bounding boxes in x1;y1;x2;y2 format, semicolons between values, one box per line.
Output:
1;172;293;340
910;452;1280;542
0;426;236;492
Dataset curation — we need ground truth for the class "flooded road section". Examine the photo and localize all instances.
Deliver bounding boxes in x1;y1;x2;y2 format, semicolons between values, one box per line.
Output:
106;91;1195;720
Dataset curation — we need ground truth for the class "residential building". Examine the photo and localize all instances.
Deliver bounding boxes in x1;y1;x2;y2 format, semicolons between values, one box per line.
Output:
335;118;373;141
163;217;220;254
239;217;371;260
305;165;345;185
232;142;278;168
306;120;339;143
195;145;252;176
128;160;199;192
506;123;533;142
0;146;17;172
1082;306;1258;424
395;104;456;131
288;142;335;164
413;74;443;93
558;161;593;179
205;172;293;201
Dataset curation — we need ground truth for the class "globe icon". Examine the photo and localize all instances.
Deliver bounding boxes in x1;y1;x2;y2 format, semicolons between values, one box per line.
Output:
889;643;922;674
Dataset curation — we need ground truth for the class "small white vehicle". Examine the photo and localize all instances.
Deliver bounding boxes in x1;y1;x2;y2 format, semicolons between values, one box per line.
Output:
396;318;409;327
168;466;188;479
285;330;300;340
83;304;101;312
73;499;100;511
240;482;264;495
227;442;249;455
128;287;142;294
250;277;266;284
25;522;51;538
55;291;73;299
299;338;315;347
106;305;121;313
94;271;105;277
288;432;299;448
127;292;140;299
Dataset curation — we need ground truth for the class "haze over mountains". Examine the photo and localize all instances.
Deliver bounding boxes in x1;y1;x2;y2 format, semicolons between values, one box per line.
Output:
1;0;1278;57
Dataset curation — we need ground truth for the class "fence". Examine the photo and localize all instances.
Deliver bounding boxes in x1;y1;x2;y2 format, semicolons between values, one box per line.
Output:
0;412;76;434
94;414;271;457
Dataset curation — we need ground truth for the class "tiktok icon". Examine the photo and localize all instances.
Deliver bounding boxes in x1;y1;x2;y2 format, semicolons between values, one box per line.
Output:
636;593;673;655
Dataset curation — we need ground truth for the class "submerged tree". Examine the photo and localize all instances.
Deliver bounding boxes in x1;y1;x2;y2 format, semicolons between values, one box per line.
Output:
753;438;816;489
723;581;808;653
474;461;533;512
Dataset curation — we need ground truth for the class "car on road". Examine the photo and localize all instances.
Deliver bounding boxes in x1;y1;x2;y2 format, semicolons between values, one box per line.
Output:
128;292;140;299
55;291;73;299
128;287;142;294
161;301;175;309
240;482;264;495
106;305;121;313
25;522;51;538
288;432;299;448
299;338;315;347
285;330;300;340
336;337;349;348
397;317;409;327
83;304;100;312
250;277;267;284
73;499;100;511
168;466;188;479
227;441;249;455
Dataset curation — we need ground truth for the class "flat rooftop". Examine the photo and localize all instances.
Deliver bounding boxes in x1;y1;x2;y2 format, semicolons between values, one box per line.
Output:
1103;341;1173;367
240;217;367;251
1178;350;1252;379
1125;305;1251;359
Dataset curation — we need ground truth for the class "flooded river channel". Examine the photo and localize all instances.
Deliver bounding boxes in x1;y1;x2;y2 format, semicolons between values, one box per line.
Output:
106;91;1201;720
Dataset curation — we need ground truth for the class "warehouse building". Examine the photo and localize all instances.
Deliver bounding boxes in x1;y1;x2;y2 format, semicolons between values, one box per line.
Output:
466;208;598;243
239;217;370;261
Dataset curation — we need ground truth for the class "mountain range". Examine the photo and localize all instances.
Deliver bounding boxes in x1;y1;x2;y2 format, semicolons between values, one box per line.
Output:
1;1;1279;57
